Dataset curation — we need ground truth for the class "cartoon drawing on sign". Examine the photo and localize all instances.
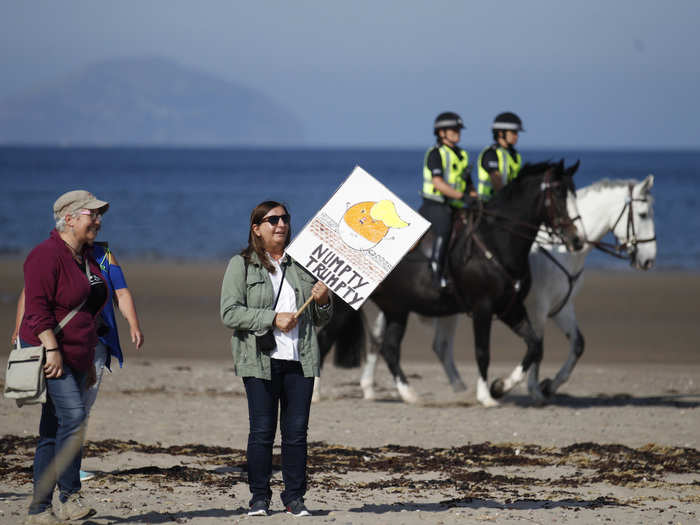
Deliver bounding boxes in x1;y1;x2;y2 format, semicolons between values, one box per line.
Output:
286;165;431;311
338;200;409;251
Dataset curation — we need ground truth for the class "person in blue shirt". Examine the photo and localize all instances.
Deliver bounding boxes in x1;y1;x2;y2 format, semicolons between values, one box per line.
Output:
82;242;144;403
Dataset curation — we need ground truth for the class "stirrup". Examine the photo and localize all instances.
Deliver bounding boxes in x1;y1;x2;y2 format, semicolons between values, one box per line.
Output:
429;262;442;287
430;269;448;288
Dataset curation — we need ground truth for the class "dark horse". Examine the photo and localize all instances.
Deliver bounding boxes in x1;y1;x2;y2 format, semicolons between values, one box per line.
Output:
317;161;582;406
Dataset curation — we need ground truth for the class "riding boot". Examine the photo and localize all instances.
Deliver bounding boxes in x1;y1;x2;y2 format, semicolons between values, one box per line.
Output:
429;236;447;288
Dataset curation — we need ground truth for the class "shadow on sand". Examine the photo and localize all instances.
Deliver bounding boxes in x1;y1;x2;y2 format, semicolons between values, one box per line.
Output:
91;506;335;523
508;392;700;409
91;507;246;524
0;491;29;501
350;495;622;514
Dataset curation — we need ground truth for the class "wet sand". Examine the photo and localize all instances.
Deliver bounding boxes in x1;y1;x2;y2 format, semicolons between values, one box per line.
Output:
2;258;698;365
1;259;699;524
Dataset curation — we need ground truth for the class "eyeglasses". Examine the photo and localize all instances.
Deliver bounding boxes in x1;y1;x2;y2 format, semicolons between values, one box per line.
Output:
79;210;103;221
260;213;290;226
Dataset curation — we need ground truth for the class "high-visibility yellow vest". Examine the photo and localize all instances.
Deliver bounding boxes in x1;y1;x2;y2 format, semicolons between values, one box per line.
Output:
477;146;522;201
422;144;469;208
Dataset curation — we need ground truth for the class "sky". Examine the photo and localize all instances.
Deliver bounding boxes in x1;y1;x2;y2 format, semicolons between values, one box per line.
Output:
1;0;699;149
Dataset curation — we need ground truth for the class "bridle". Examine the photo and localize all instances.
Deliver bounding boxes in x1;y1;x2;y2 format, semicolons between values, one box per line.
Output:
539;168;579;244
531;183;586;318
472;168;578;247
590;184;656;261
534;183;655;317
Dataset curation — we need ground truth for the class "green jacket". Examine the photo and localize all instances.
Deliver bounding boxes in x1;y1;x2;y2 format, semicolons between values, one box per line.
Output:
220;252;333;379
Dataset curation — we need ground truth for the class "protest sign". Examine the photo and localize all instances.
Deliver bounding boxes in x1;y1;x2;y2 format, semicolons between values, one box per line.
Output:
286;166;431;309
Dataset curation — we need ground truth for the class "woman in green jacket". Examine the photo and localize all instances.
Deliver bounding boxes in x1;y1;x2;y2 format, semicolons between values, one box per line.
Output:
220;200;332;517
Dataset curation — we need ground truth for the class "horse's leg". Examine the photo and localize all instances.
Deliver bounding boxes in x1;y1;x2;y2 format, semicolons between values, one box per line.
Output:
432;315;467;392
498;302;546;404
473;304;500;407
312;377;321;403
521;300;549;402
360;311;385;400
312;317;336;403
380;311;418;404
542;301;585;396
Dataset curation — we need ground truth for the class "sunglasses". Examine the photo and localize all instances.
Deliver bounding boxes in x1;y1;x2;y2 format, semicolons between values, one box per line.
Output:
260;213;290;226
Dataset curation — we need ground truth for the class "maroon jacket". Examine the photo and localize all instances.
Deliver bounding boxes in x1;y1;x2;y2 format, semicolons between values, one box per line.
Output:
19;229;106;373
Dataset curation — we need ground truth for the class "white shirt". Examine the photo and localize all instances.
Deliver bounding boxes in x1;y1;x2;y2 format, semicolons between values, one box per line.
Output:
266;253;299;361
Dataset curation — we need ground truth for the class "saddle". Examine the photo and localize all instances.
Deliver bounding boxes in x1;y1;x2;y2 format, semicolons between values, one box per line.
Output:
450;205;482;263
412;204;483;265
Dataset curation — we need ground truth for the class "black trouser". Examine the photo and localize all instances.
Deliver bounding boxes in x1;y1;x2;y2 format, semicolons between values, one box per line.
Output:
419;199;453;277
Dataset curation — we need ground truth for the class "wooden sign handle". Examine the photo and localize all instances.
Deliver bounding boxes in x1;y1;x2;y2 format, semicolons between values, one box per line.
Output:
294;296;314;319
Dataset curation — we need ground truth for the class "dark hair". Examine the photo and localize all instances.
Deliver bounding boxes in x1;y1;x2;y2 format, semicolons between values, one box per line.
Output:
241;200;291;273
492;129;503;142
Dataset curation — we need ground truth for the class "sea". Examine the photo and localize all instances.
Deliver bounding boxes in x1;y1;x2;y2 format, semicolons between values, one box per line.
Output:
0;146;697;271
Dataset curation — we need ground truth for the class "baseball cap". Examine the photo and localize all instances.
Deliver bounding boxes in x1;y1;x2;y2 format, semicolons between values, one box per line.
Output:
53;190;110;218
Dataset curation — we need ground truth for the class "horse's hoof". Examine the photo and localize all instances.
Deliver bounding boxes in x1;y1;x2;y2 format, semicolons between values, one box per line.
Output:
451;381;467;393
362;388;376;401
490;378;505;399
397;382;420;404
479;396;501;408
539;378;554;398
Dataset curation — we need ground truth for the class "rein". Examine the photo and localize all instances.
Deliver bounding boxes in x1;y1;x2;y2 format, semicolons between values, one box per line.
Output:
475;170;575;245
590;184;656;261
470;232;521;317
536;245;584;317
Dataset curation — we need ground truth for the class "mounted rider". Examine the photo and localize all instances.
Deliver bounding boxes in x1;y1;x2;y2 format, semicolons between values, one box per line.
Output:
420;111;478;288
477;112;524;202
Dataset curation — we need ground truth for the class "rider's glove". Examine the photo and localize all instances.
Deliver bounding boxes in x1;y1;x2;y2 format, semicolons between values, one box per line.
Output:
462;193;479;209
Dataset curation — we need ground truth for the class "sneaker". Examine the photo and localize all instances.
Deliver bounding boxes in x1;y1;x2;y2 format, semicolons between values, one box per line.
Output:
55;493;95;521
247;499;269;516
79;470;95;481
24;508;66;525
285;498;311;517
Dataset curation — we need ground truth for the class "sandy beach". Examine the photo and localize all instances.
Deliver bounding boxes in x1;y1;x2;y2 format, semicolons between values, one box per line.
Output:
1;259;699;524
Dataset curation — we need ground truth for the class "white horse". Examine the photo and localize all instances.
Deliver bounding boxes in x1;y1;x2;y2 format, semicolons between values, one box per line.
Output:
357;175;656;406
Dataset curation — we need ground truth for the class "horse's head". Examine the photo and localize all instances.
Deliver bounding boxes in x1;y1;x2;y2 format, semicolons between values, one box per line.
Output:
612;175;657;270
541;160;583;252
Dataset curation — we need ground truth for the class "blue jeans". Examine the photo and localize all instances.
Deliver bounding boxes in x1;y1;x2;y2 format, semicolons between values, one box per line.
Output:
26;345;88;514
243;359;314;506
82;341;108;415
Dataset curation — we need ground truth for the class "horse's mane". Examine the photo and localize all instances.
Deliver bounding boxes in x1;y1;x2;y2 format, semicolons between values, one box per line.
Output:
516;161;559;178
486;161;560;207
576;178;640;199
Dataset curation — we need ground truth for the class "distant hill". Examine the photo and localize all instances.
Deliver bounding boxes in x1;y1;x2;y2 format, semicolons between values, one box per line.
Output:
0;57;303;146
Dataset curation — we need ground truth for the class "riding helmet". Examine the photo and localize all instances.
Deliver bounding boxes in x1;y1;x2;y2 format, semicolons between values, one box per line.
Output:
434;112;465;133
492;112;524;132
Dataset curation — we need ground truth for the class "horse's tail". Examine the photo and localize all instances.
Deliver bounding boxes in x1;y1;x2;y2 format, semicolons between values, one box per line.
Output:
321;298;366;368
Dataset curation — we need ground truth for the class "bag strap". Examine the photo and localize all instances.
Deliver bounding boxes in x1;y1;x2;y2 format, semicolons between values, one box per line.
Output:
54;299;87;334
55;258;91;333
15;298;86;351
243;257;248;306
272;262;288;309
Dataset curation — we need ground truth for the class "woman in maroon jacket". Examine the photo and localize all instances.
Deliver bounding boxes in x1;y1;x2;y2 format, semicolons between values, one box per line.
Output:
19;190;109;525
